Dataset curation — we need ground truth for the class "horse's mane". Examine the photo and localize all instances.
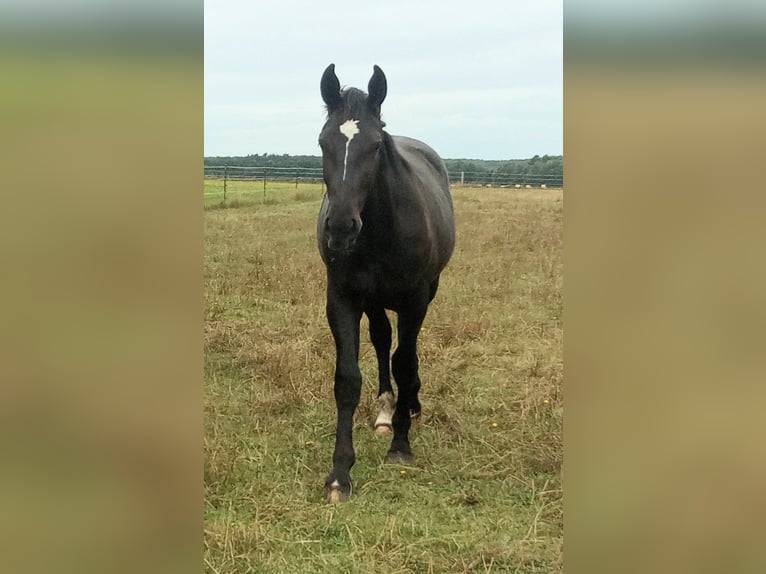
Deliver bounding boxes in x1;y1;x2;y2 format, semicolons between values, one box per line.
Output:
324;87;380;121
341;88;368;116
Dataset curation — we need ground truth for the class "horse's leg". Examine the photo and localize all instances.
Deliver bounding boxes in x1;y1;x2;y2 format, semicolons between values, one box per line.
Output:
366;306;394;436
324;284;363;503
408;275;440;421
385;286;429;464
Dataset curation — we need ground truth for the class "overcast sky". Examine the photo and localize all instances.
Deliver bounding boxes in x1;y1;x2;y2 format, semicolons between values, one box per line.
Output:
205;0;562;160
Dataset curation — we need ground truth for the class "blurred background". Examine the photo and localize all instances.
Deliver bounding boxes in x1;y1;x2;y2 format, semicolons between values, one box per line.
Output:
0;2;202;573
1;0;764;572
566;1;766;573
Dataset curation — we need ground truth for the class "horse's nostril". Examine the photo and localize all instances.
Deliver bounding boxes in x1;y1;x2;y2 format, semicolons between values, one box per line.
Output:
328;217;356;234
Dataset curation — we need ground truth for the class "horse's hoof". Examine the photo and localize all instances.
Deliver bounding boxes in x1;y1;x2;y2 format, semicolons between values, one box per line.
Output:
374;423;393;436
324;479;351;504
329;488;343;504
385;450;414;465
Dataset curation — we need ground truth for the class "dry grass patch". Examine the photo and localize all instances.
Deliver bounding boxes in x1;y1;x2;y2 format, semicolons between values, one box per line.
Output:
205;185;562;573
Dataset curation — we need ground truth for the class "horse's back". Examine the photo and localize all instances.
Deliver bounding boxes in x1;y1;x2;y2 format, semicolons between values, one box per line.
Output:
392;136;450;191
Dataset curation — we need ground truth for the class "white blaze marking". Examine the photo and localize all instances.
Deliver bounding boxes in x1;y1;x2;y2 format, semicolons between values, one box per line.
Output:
339;119;360;181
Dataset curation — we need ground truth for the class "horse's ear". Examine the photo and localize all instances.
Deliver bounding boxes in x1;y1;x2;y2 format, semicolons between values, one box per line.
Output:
367;65;387;114
321;63;342;112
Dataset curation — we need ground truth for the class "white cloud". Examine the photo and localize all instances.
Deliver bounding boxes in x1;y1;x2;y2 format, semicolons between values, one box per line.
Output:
204;0;562;159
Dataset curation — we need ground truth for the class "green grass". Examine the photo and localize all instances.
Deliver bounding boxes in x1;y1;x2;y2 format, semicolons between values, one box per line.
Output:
204;179;325;210
204;183;563;573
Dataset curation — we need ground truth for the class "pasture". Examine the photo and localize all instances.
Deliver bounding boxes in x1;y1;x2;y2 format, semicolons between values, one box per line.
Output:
204;180;563;573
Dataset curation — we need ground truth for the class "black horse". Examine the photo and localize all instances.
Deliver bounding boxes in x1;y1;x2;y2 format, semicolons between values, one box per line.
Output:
317;64;455;503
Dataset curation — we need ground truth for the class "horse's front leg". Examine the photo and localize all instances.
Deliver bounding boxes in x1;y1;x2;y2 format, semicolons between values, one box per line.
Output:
324;285;363;503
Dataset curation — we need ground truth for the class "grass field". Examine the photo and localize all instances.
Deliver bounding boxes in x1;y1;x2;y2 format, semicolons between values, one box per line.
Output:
204;180;563;573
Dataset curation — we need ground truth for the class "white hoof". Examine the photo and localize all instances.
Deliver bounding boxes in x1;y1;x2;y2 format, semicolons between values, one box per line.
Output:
374;392;395;436
326;479;351;504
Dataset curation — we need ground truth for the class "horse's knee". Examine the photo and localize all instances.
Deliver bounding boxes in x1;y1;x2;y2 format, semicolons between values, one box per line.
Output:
334;368;361;406
334;367;361;387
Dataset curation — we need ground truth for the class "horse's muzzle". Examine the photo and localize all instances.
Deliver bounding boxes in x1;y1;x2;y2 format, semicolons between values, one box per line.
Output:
325;217;361;252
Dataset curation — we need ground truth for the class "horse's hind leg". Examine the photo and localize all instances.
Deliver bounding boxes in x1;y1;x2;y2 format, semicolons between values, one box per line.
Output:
366;306;395;435
386;289;429;464
404;275;438;421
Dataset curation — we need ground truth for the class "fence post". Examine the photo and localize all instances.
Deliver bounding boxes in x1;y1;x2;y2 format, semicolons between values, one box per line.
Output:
461;171;464;186
223;165;227;203
295;169;299;189
263;168;267;199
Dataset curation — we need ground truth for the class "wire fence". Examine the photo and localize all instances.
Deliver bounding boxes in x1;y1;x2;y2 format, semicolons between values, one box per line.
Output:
204;165;563;191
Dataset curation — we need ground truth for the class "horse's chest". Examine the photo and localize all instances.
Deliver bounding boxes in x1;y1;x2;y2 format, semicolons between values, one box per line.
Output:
340;258;414;307
348;261;392;295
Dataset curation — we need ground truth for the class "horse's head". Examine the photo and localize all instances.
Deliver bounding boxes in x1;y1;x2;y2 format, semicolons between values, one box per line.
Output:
319;63;387;252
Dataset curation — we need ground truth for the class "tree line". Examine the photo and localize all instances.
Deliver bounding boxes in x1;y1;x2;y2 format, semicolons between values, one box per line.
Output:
204;153;563;186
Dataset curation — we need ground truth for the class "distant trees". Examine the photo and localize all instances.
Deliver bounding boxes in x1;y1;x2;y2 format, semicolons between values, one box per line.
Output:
443;155;563;187
204;153;564;186
494;155;563;185
204;153;323;169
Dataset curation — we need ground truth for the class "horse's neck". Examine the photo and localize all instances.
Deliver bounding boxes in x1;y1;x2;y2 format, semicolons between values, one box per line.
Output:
378;132;413;205
366;134;403;227
362;136;423;255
